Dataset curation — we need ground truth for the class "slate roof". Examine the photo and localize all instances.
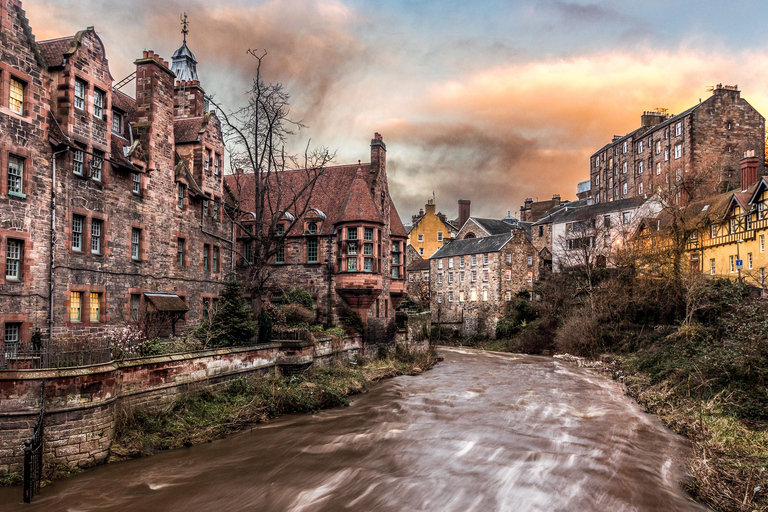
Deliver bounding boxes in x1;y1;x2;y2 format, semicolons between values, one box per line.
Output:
430;233;512;259
38;36;74;68
470;217;515;236
554;196;647;224
532;199;590;226
525;199;561;222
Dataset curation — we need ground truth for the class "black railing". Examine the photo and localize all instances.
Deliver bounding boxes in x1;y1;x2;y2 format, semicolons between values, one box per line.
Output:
1;338;113;370
23;381;45;503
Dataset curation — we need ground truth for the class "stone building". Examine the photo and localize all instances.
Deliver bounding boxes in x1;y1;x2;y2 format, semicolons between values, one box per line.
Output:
589;85;765;204
225;134;409;348
519;194;562;222
456;215;531;240
406;245;429;306
406;198;461;258
429;225;538;337
0;2;231;355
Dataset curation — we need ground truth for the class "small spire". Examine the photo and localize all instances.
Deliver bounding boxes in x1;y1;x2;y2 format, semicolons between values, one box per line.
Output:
181;12;189;44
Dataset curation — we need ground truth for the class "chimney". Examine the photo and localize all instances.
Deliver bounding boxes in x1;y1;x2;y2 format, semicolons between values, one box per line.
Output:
424;201;436;216
458;199;470;228
741;150;760;189
370;132;386;179
134;51;175;172
640;111;665;128
552;194;561;204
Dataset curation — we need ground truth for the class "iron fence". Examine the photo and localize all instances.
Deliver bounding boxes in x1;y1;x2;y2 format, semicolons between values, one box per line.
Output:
1;338;113;370
23;382;45;503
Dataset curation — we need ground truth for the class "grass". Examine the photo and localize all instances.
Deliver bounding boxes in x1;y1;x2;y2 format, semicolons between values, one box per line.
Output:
110;351;437;461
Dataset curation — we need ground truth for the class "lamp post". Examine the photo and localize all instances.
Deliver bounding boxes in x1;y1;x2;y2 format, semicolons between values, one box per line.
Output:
736;239;744;283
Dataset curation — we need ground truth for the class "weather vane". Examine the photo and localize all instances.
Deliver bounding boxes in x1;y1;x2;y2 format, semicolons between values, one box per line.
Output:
181;12;189;43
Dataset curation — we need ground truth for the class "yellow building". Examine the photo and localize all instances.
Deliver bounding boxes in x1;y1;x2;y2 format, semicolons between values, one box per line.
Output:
407;199;461;259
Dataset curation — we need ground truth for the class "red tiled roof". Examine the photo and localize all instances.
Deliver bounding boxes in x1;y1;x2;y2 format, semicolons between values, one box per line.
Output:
112;89;136;115
38;36;74;68
339;168;383;224
389;198;408;238
174;117;204;143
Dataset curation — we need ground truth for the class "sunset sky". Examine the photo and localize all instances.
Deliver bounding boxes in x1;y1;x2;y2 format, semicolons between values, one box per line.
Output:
25;0;768;219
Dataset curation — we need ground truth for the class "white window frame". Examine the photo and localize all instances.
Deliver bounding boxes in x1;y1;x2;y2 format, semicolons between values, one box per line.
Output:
74;78;86;111
675;121;682;136
710;258;716;275
7;155;23;196
674;144;682;160
437;231;443;242
417;234;423;242
93;88;104;119
91;219;102;254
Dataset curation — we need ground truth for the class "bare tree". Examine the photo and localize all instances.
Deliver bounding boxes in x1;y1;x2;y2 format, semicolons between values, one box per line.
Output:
210;50;335;308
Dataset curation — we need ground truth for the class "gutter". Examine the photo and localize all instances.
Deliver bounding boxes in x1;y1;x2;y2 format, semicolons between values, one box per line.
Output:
49;148;70;340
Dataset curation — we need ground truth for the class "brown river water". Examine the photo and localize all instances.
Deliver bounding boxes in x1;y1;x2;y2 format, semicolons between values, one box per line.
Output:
0;347;709;511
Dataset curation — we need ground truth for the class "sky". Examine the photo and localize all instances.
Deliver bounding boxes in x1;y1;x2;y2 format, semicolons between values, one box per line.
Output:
25;0;768;220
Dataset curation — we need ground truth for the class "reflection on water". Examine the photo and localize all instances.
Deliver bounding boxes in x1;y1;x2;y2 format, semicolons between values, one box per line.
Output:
0;347;709;511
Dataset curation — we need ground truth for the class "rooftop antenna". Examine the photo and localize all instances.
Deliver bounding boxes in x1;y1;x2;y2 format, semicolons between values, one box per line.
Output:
181;12;189;44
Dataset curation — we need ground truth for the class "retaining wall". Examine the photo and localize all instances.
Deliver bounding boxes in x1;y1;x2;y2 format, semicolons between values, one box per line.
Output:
0;337;362;475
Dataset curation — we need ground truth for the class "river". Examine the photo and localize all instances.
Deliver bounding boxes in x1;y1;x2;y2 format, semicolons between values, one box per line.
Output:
0;347;708;511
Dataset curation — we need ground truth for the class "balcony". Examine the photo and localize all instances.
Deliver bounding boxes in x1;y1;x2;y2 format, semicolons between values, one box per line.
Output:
335;272;383;310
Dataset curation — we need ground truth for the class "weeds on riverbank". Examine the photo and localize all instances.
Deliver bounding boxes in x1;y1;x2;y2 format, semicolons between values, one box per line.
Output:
110;350;436;460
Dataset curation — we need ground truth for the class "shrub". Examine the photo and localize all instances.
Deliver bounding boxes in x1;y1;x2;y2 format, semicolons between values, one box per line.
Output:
515;318;557;354
554;308;604;357
283;288;314;310
496;296;538;339
209;280;257;347
343;311;364;334
282;303;315;326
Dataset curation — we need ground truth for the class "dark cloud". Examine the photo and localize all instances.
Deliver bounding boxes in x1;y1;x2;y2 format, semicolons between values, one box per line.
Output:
548;1;631;24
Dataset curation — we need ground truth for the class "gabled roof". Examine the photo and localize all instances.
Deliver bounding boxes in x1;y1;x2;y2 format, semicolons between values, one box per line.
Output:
339;169;383;224
407;259;430;271
38;36;74;68
749;176;768;205
430;233;512;259
533;199;590;226
389;199;408;237
470;217;516;236
555;196;647;224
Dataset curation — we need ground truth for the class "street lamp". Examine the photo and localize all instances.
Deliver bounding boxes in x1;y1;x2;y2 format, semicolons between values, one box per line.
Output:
736;239;744;283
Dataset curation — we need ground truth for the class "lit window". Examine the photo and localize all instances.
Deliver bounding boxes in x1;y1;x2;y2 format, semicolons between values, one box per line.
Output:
6;239;21;280
505;269;511;281
90;292;101;322
307;238;318;263
91;219;102;254
7;155;23;196
72;215;84;251
482;289;488;301
73;148;85;176
655;141;661;154
459;290;465;302
91;150;104;181
177;238;185;266
70;291;82;321
213;246;219;272
470;289;477;301
505;291;512;301
74;79;86;110
132;173;141;194
9;78;24;115
656;162;661;175
131;228;141;260
93;89;104;119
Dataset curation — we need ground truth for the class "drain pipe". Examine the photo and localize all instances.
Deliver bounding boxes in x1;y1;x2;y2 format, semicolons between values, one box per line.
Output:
49;149;69;341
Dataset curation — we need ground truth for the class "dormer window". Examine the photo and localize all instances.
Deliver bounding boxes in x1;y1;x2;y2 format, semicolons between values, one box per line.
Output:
276;223;284;236
308;222;318;234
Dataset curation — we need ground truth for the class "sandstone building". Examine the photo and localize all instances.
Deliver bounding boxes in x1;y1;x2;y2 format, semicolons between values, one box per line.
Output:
226;134;409;348
0;1;231;357
406;198;461;258
429;225;538;337
589;85;765;204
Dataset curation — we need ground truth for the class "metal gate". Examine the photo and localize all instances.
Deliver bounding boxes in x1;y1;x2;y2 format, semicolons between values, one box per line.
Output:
23;381;45;503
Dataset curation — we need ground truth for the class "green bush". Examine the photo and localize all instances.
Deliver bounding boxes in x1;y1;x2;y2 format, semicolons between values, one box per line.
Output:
283;288;314;310
209;280;257;347
496;296;538;339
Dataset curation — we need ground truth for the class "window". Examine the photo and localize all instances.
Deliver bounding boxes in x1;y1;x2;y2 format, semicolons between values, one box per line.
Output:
409;274;413;282
419;248;424;256
471;270;477;282
130;228;141;260
6;239;21;280
392;266;400;279
347;241;357;255
656;162;662;175
595;155;600;166
72;215;84;251
7;155;23;196
437;292;442;304
438;259;443;270
438;273;443;284
364;257;373;272
275;244;284;264
437;232;443;242
132;173;141;194
363;243;373;256
70;291;82;322
622;212;631;225
470;289;477;301
9;77;24;115
674;144;682;159
346;226;355;239
112;111;122;134
505;269;511;281
91;219;102;254
637;141;643;154
638;182;644;195
460;271;464;282
214;155;220;176
460;257;464;269
710;225;717;239
448;258;453;269
418;234;423;242
761;234;765;253
204;150;210;171
471;255;477;266
622;183;628;195
749;252;753;270
538;226;544;237
308;222;318;235
729;218;735;234
622;162;627;174
637;161;643;175
364;227;373;241
347;258;358;272
506;253;512;264
505;291;512;302
483;269;489;281
93;89;104;119
527;255;533;266
307;238;318;263
710;258;716;275
213;246;219;272
655;141;661;154
178;183;186;208
4;323;19;356
91;150;103;181
622;141;627;154
73;147;85;176
448;291;454;302
482;289;488;301
604;215;611;228
74;79;86;110
177;238;185;266
459;290;465;302
483;253;489;266
89;292;101;322
730;255;735;273
664;149;669;161
448;272;453;283
203;244;210;270
675;121;682;136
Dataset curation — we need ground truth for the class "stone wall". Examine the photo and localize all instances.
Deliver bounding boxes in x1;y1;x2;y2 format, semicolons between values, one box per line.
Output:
395;311;430;353
0;337;361;476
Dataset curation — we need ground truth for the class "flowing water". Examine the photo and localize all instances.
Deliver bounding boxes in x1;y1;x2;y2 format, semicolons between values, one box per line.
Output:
0;347;709;511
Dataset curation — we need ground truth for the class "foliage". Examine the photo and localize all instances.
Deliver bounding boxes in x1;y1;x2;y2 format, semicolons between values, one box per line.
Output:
110;326;147;359
209;279;257;347
283;288;314;310
139;337;165;357
496;296;538;339
281;303;315;326
342;311;364;334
